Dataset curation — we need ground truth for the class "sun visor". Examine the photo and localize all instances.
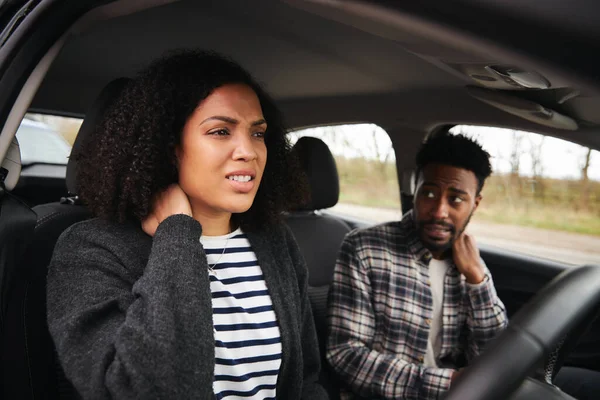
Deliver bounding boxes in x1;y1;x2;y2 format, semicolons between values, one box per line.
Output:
467;86;578;131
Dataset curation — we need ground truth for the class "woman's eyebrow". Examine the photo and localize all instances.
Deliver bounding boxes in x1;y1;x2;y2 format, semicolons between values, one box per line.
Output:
199;116;266;126
200;116;238;125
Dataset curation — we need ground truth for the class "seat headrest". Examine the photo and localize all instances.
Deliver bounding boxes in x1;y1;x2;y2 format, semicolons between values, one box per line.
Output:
292;136;340;211
66;78;131;194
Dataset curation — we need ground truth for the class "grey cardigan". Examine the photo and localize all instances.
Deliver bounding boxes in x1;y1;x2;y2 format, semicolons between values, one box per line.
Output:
47;214;328;400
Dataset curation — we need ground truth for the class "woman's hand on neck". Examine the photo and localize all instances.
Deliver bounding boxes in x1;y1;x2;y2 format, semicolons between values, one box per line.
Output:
142;184;193;236
142;183;234;237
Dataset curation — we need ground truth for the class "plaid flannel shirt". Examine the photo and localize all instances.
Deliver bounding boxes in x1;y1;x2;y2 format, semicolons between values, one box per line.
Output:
326;211;508;400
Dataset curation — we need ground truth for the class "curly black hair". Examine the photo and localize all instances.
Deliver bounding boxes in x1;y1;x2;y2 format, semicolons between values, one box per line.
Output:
415;132;492;193
75;49;308;230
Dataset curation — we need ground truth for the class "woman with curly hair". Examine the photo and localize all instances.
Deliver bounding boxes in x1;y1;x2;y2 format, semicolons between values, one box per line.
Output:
47;50;327;400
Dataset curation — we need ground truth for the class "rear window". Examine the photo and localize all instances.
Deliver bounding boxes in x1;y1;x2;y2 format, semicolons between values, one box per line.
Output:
16;113;82;165
289;124;401;222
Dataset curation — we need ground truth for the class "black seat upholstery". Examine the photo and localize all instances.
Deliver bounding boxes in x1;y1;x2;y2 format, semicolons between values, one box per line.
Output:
285;136;352;400
1;78;130;400
0;137;38;397
286;136;351;287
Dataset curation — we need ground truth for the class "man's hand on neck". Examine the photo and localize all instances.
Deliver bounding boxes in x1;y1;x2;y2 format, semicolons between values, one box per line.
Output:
452;233;485;284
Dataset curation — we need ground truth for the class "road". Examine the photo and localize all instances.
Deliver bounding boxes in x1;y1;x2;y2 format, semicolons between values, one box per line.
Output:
329;203;600;266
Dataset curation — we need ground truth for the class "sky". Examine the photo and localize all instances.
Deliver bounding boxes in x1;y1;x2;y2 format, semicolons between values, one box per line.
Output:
292;123;600;181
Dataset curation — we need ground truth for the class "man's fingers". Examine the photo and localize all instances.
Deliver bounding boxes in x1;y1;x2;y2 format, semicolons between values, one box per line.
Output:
453;231;466;249
463;233;477;249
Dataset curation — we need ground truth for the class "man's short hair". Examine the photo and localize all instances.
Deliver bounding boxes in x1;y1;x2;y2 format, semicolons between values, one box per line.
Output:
415;132;492;193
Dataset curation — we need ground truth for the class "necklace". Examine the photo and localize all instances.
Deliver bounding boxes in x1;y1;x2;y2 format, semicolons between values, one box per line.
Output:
208;234;231;272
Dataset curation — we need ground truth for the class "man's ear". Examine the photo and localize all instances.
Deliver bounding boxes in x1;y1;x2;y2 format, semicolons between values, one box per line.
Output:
474;194;482;211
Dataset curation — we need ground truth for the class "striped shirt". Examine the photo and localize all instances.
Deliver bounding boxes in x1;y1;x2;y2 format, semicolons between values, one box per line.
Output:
326;211;508;400
201;228;282;400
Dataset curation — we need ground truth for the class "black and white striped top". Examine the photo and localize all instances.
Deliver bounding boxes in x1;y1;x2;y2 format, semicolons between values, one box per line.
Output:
201;228;282;400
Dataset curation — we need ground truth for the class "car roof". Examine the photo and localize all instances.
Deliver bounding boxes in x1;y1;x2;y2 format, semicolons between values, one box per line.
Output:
25;0;600;154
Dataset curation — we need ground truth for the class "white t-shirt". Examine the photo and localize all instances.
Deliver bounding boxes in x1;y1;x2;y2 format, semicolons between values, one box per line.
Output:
423;258;451;368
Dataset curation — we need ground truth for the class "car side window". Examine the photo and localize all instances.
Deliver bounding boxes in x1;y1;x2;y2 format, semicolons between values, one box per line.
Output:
289;124;402;223
16;113;82;165
449;125;600;266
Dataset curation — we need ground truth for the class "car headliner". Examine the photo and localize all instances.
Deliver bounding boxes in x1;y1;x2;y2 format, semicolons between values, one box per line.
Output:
26;0;600;157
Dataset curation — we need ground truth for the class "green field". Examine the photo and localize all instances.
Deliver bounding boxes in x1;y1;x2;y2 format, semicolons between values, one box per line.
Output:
334;156;600;236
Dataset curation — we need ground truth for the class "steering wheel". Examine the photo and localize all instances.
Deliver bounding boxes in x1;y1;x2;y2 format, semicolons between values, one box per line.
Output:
446;265;600;400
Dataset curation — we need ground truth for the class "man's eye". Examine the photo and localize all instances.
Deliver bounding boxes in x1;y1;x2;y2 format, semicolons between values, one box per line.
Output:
452;196;464;204
424;191;435;198
209;128;229;136
252;131;266;139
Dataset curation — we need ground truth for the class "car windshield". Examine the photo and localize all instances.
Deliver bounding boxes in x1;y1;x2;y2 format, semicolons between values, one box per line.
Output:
15;119;72;165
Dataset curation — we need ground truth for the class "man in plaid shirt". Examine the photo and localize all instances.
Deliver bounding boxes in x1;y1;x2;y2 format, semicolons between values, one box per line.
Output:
326;133;508;399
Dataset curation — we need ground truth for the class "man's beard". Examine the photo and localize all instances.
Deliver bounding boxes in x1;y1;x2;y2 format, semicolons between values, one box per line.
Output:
416;209;475;255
